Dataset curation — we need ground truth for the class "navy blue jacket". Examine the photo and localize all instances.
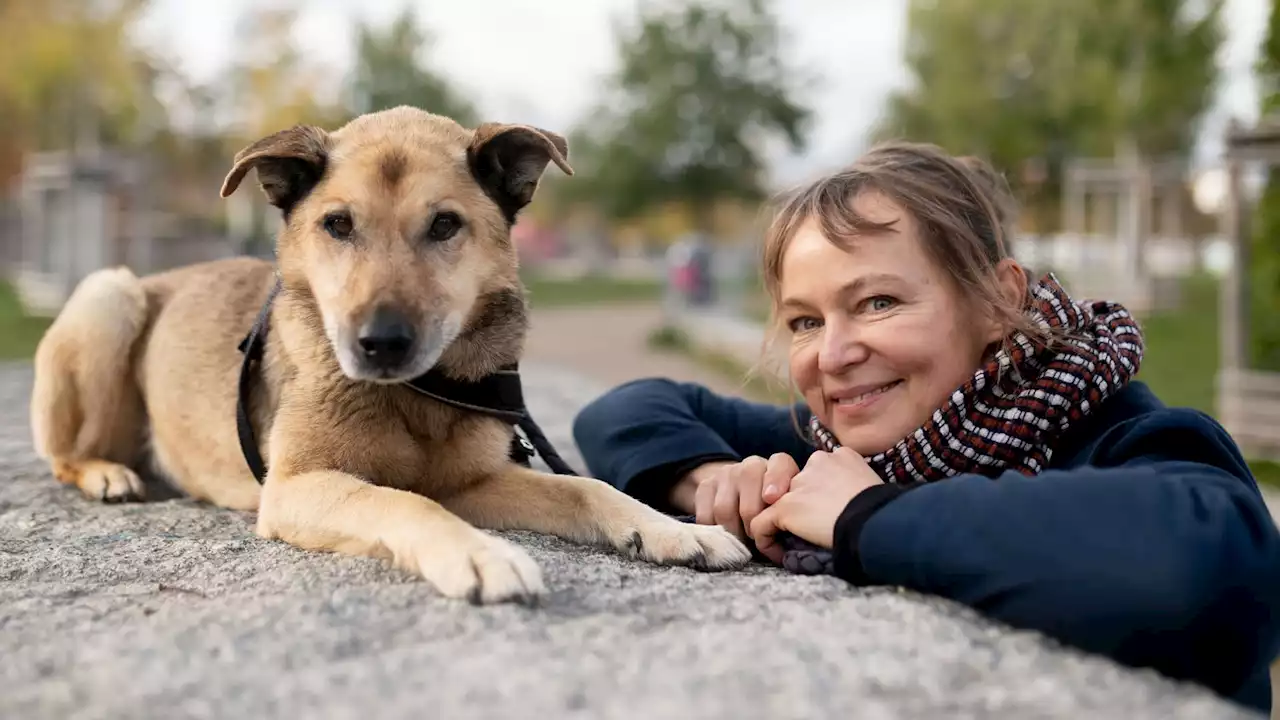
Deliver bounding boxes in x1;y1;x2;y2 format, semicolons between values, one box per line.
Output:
572;378;1280;713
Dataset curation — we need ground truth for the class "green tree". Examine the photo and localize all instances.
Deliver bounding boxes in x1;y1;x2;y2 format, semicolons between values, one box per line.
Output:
875;0;1223;228
347;7;477;125
222;5;347;142
1250;0;1280;370
563;0;813;229
0;0;162;186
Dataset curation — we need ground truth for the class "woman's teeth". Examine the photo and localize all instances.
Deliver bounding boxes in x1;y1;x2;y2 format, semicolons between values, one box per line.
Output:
838;381;899;404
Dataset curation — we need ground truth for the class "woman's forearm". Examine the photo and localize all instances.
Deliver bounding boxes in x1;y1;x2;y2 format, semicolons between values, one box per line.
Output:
572;378;812;509
839;463;1280;701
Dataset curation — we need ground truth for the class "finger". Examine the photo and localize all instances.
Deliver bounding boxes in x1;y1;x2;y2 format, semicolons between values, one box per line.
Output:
713;471;747;541
738;463;767;536
750;504;786;565
694;470;719;525
762;452;800;504
805;449;829;469
832;445;865;462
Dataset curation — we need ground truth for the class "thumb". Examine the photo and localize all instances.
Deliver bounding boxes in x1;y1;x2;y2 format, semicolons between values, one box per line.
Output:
762;452;800;504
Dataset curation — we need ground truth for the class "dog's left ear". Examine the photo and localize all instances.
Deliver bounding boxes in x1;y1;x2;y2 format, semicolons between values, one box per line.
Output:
468;123;573;222
220;124;331;217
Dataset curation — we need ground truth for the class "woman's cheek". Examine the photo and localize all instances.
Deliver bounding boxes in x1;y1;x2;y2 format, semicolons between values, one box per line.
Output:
789;344;827;423
789;342;817;391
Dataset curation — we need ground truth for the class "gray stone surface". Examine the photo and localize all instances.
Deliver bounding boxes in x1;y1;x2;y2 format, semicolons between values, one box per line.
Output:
0;361;1262;719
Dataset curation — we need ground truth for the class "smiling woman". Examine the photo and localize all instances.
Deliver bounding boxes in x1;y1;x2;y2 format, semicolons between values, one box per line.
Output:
772;190;1024;457
571;141;1280;714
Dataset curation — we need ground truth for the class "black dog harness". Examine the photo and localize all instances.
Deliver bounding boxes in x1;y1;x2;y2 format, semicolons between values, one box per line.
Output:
235;280;580;483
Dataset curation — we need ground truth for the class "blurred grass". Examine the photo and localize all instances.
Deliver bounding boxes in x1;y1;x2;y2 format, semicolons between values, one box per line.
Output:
1131;273;1219;415
0;281;51;360
1129;274;1280;487
522;273;663;307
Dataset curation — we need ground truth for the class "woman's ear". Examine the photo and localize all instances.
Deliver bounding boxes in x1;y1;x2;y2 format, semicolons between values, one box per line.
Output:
983;258;1029;344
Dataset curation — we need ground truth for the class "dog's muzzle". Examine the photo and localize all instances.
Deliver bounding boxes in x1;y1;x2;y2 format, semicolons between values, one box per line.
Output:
336;304;458;382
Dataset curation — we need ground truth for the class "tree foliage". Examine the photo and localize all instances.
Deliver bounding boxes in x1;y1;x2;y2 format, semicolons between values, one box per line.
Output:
222;5;348;143
0;0;162;186
875;0;1223;227
1250;0;1280;371
563;0;814;228
348;7;477;126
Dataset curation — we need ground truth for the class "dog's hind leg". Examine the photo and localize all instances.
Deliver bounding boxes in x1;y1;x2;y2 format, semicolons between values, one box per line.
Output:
30;267;150;502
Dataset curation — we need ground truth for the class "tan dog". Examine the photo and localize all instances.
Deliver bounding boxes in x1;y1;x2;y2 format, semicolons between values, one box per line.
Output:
28;106;751;604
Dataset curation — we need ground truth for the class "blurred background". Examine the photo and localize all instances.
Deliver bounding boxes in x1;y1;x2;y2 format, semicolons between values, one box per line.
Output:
4;0;1280;488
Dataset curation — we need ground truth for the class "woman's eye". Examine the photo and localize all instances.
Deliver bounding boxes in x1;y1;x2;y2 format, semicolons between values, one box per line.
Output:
323;212;354;240
866;296;896;313
426;212;463;242
787;316;821;333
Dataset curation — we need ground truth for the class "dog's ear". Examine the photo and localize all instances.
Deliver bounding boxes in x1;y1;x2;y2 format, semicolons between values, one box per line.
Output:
467;123;573;222
220;125;331;216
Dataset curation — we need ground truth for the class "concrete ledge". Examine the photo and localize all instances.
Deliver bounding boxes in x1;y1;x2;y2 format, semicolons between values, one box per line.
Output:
0;362;1262;719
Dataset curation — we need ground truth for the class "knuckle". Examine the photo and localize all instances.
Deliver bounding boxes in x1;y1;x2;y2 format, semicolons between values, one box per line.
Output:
768;452;795;470
713;490;735;514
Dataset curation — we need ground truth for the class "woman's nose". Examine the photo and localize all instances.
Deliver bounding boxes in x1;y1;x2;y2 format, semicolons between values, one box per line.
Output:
817;323;868;374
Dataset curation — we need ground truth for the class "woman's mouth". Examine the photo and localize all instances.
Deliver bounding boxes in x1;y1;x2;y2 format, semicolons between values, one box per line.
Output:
831;380;903;415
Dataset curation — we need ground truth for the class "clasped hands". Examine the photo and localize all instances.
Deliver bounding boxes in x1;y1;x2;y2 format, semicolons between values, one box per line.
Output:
671;447;884;564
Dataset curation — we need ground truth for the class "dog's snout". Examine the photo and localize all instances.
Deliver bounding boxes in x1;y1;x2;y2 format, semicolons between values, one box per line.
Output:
357;305;416;370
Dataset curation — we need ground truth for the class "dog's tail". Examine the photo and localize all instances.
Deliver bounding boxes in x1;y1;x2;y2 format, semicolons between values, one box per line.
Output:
30;267;150;463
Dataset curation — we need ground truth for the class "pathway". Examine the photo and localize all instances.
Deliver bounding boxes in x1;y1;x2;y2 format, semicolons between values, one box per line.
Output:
522;301;761;397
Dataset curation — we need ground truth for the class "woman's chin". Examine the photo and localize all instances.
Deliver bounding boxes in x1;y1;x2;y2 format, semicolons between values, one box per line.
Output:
832;427;898;457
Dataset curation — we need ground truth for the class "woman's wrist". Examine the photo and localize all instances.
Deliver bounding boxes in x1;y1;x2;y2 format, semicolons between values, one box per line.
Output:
831;481;924;583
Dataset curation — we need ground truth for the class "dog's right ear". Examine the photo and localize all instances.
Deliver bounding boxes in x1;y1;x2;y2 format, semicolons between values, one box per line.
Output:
220;125;331;216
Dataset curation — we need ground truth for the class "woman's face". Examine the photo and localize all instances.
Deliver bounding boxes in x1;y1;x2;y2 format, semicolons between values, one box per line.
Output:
778;191;1009;456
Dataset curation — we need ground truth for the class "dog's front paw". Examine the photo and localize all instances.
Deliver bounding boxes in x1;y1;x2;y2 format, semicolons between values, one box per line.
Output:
400;529;545;606
613;515;752;571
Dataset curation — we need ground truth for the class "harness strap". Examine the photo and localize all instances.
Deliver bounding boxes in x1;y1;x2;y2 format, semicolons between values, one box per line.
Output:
235;281;580;483
236;281;281;483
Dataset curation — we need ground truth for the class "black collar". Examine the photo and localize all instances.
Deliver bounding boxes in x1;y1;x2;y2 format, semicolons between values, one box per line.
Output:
235;279;579;483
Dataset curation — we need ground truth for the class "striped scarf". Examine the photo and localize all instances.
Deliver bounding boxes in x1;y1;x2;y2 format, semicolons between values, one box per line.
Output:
780;272;1145;574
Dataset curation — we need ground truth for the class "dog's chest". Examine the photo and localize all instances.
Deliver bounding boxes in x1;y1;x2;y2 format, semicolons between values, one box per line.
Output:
386;398;513;494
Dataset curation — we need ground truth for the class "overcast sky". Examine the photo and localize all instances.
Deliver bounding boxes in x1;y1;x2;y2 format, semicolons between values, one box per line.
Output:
134;0;1271;187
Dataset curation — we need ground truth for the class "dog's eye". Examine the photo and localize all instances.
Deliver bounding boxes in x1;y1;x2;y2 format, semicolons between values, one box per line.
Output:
425;212;463;243
323;212;354;240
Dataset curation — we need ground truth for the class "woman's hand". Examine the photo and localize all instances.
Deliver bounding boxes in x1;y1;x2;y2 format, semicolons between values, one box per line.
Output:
670;453;802;543
749;447;884;565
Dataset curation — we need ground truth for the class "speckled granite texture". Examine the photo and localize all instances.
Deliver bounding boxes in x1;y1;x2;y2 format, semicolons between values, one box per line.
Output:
0;362;1261;719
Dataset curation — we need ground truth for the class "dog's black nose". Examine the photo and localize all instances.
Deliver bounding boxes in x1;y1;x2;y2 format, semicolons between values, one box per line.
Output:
357;306;416;370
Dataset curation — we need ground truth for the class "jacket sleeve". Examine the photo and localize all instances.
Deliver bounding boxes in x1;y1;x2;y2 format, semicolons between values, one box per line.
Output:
572;377;814;510
831;408;1280;709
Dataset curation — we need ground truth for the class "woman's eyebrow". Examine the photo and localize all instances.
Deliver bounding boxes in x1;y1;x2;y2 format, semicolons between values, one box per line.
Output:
780;273;904;311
